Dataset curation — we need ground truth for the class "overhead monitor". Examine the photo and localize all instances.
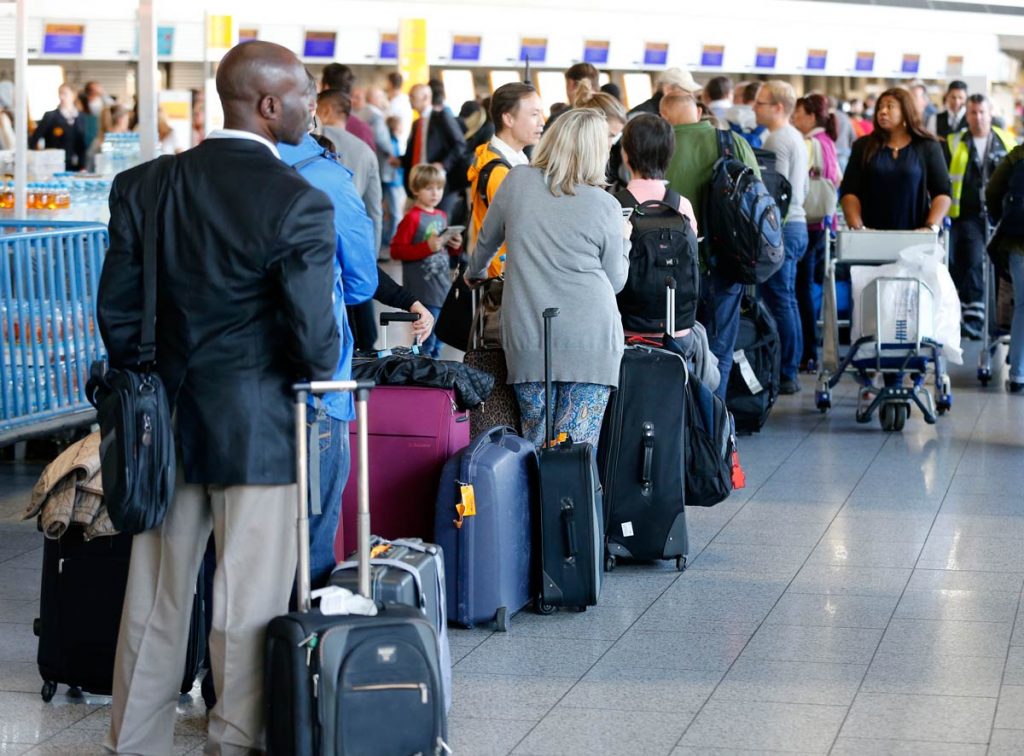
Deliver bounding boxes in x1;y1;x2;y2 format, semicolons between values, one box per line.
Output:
701;45;725;67
855;51;875;72
379;32;398;60
644;42;668;67
807;49;827;71
43;24;85;55
452;35;482;63
304;31;337;58
902;53;920;75
584;40;609;65
755;47;777;69
520;37;548;64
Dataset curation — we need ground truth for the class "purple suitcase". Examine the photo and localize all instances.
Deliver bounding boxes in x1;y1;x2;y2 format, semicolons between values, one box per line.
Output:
337;386;470;557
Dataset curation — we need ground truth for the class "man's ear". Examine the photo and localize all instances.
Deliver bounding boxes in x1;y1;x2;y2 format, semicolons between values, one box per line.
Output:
258;94;280;122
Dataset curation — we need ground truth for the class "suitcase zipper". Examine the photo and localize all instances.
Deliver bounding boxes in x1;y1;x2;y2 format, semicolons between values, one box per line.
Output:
350;682;429;704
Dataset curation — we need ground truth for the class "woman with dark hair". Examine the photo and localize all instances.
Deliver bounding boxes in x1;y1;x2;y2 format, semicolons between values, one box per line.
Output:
839;87;951;232
793;93;842;369
544;62;601;130
617;115;718;388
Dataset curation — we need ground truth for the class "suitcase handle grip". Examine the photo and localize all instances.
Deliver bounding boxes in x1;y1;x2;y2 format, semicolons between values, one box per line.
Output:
641;422;654;495
560;498;577;562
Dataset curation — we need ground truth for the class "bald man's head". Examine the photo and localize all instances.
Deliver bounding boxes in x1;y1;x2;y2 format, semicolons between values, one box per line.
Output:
215;41;313;145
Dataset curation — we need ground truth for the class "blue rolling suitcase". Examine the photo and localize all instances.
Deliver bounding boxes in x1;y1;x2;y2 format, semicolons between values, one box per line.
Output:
434;426;536;631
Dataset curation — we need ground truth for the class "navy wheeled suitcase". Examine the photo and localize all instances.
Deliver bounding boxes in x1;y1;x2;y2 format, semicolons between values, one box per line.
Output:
434;425;536;630
265;381;449;756
535;308;603;614
35;524;205;702
599;279;689;571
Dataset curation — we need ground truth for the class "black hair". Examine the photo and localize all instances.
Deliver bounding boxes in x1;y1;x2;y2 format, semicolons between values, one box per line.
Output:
321;63;355;94
490;82;538;130
458;100;481;120
318;88;352;116
600;82;622;102
966;93;988;106
387;71;403;90
705;76;734;102
428;78;445;107
947;80;968;94
621;113;675;180
741;81;761;105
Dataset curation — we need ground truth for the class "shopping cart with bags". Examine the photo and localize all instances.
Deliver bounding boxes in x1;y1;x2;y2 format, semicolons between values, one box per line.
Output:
815;228;954;432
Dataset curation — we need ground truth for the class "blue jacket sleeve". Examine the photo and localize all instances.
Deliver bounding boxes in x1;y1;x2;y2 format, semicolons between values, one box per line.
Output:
334;172;379;306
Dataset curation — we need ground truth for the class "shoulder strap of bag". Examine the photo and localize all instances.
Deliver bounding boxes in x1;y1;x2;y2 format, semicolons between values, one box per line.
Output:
715;127;735;161
477;157;510;208
140;156;174;366
614;188;640;209
291;150;329;173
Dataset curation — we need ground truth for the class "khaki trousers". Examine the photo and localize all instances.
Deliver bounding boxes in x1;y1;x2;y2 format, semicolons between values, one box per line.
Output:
104;465;297;755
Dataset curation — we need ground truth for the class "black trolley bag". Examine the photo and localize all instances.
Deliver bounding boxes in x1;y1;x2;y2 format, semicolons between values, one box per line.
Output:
726;293;781;433
35;525;205;702
265;380;449;756
535;308;604;614
598;279;689;572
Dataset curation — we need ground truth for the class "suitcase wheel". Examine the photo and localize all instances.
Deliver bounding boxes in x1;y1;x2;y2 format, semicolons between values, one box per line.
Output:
535;595;556;616
676;556;687;572
495;606;509;632
604;553;617;572
40;681;57;702
32;618;41;637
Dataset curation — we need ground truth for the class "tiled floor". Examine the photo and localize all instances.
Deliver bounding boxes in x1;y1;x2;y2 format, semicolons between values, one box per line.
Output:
2;342;1024;754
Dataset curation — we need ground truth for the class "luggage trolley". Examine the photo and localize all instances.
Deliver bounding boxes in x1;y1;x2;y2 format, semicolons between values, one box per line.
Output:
815;228;953;431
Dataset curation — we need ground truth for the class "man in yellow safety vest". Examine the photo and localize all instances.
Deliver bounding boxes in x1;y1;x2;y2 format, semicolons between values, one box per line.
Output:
946;93;1018;338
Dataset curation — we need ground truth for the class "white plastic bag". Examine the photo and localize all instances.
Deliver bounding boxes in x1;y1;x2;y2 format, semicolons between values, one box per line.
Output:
849;241;962;365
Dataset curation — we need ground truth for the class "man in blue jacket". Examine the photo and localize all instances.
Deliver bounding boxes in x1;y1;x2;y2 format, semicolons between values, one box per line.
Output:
278;131;378;586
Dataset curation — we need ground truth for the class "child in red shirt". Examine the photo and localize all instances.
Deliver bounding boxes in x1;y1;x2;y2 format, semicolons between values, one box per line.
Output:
390;164;463;357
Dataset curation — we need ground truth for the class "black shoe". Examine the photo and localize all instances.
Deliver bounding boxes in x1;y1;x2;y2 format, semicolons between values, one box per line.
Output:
1008;381;1024;394
780;377;802;395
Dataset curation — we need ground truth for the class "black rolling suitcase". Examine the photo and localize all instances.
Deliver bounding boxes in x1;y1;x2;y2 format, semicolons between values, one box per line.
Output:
266;380;449;756
35;524;205;702
598;281;689;572
535;308;603;614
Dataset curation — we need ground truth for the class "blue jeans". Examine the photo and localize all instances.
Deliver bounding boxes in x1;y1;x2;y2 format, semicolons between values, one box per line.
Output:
760;222;808;381
705;271;744;401
1009;253;1024;384
308;410;350;588
420;304;443;358
796;227;827;366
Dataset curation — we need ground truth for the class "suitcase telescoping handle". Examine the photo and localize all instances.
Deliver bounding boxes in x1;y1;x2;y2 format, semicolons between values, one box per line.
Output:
378;311;421;350
293;379;375;612
542;307;560;447
665;276;676;337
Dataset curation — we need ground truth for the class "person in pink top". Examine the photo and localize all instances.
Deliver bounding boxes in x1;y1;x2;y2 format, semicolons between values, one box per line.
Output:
617;113;719;389
792;93;842;371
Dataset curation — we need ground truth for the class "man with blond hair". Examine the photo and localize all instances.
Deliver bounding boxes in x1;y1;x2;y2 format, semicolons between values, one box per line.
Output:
754;80;808;394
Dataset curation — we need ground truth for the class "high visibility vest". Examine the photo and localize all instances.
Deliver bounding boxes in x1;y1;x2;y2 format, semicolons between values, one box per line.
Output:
947;126;1017;218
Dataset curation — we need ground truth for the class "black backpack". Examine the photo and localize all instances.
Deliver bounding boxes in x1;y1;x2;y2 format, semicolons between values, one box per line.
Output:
753;147;792;220
705;130;785;285
683;372;737;507
475;157;511;208
726;294;781;433
995;158;1024;238
614;188;700;332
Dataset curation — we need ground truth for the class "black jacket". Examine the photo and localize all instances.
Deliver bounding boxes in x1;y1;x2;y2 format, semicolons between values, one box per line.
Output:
29;109;88;170
401;108;467;195
97;138;340;486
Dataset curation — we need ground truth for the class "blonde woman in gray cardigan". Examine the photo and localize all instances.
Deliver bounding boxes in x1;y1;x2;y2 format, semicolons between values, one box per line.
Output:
466;107;631;447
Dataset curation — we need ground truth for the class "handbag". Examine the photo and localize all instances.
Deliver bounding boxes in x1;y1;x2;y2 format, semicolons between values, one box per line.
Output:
805;137;838;224
434;261;473;350
88;157;176;535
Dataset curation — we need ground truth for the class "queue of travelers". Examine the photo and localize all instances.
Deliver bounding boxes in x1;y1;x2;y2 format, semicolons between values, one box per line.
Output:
25;43;1024;751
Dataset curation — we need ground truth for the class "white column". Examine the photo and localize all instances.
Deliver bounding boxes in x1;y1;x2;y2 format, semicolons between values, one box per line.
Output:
137;0;158;161
13;0;27;217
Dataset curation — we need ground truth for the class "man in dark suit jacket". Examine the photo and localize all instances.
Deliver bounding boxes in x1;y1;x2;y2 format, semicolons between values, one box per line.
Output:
28;83;87;170
402;80;467;217
98;40;338;755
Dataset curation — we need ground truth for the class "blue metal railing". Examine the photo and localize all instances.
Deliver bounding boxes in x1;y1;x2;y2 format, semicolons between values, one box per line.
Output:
0;221;109;440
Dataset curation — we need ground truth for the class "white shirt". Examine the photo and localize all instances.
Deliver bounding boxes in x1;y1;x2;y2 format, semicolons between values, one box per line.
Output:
489;135;529;168
206;128;280;159
971;134;989;164
388;93;413;155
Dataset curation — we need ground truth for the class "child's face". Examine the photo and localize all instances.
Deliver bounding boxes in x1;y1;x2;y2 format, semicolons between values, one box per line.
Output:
416;182;444;209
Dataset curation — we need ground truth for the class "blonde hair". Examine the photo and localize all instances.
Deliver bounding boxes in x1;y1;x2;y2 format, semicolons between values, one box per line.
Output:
760;80;797;116
409;163;446;193
531;107;609;196
572;91;626;127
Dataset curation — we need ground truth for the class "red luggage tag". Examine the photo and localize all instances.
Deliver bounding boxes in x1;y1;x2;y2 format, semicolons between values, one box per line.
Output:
730;449;746;490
